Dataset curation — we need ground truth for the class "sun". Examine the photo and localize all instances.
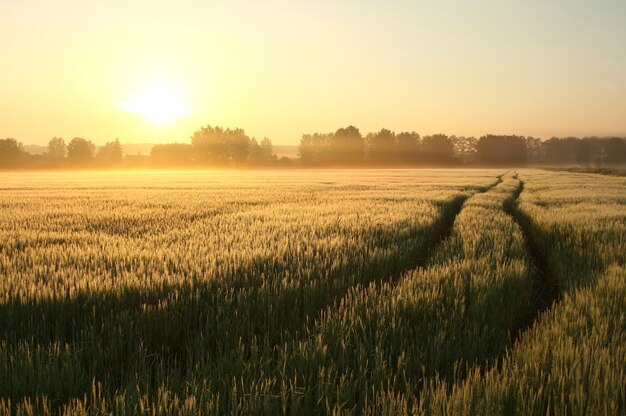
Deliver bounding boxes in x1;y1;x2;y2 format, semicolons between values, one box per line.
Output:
119;79;189;126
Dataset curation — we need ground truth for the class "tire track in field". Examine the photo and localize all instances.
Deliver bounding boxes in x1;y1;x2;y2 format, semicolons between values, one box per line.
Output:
370;172;506;285
395;173;560;397
503;173;561;343
276;173;555;414
256;173;517;412
415;173;505;266
213;174;509;389
287;173;507;350
428;173;562;402
306;172;506;316
203;175;506;372
224;173;505;362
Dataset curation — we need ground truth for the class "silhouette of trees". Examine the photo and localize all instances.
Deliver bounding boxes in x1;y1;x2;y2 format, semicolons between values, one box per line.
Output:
476;135;527;165
67;138;96;166
0;138;25;168
191;126;230;164
299;129;461;166
248;138;263;165
3;123;626;169
395;131;420;164
452;136;476;155
605;137;626;165
299;133;332;166
330;126;364;165
542;137;578;164
574;138;593;166
367;128;396;165
299;126;365;166
450;136;478;164
535;136;626;167
96;139;123;167
191;125;273;166
525;137;542;164
249;138;275;165
47;137;67;160
420;134;456;164
260;138;273;161
229;130;251;166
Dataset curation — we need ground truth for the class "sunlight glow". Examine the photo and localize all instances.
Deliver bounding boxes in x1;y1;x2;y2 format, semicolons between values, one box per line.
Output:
118;79;190;126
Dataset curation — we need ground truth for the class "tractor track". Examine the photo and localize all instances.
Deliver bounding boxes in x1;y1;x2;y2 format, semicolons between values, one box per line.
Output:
504;173;561;344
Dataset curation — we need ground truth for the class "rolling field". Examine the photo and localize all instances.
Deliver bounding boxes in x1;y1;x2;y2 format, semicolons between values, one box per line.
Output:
0;169;624;415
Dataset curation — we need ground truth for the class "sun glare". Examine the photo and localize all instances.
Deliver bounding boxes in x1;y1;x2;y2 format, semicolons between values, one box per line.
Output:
118;79;189;126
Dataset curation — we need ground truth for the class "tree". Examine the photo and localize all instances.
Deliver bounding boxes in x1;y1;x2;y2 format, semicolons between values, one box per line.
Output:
191;125;254;165
96;139;123;166
259;138;274;162
525;136;542;164
299;133;331;166
248;138;262;165
604;137;626;165
0;138;25;168
247;137;274;166
476;135;527;165
420;134;455;164
395;131;420;165
450;136;478;164
191;125;229;164
367;128;396;165
67;137;96;166
228;129;251;166
47;137;67;159
542;137;577;164
575;138;591;166
330;125;364;165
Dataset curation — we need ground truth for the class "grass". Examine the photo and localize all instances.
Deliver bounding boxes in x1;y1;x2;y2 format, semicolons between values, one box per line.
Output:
418;170;626;415
544;166;626;177
0;169;624;415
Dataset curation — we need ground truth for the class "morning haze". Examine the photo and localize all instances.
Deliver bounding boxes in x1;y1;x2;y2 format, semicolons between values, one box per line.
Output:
2;2;626;415
1;0;625;145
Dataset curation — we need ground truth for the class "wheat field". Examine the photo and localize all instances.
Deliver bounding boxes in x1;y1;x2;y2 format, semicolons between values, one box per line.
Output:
0;169;624;415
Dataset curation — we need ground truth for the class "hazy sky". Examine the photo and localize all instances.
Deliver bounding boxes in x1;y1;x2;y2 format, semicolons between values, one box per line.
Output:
2;0;625;145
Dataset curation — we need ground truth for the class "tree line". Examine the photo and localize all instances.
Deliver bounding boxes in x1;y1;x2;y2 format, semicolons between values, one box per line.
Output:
0;137;124;169
300;126;626;167
152;126;276;167
2;124;625;169
0;126;278;169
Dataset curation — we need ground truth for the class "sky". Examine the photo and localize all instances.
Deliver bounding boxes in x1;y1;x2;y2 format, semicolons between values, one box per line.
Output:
1;0;625;145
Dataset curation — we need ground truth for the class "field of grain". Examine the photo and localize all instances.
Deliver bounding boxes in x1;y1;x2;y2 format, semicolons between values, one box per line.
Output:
0;169;624;415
